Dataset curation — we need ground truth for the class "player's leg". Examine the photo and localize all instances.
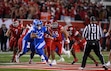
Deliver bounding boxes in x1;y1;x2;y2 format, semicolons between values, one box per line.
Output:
12;40;18;62
15;40;28;63
9;38;15;62
80;39;98;66
9;38;18;62
50;42;57;65
47;40;53;59
29;42;35;64
79;42;91;69
1;40;3;51
44;43;51;59
57;40;65;62
17;38;22;55
93;41;108;70
35;41;49;63
4;39;7;51
46;46;51;58
69;40;78;64
62;47;70;58
44;45;48;58
106;40;111;66
88;54;98;66
71;47;78;64
61;40;71;58
57;42;65;62
18;40;28;56
9;38;14;51
106;51;111;66
36;48;48;63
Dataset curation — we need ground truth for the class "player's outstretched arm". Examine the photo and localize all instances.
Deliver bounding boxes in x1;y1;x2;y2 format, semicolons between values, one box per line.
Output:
5;29;11;37
61;27;70;42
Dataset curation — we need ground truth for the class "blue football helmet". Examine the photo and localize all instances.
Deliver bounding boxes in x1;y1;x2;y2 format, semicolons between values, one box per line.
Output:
33;19;39;26
33;19;43;30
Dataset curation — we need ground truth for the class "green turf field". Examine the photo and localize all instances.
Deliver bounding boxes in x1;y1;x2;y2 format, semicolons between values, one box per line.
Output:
0;68;50;71
0;51;110;71
0;51;109;64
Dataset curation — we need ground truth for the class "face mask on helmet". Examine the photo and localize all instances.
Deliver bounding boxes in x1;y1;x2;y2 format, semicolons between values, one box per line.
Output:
36;25;42;30
36;21;43;30
13;21;19;27
52;22;58;28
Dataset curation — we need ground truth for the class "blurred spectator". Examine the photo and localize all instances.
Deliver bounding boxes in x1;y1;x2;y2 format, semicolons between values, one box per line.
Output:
69;6;76;21
101;29;107;51
0;26;1;51
75;8;82;20
0;1;4;18
4;1;11;18
0;24;8;52
0;0;110;22
27;2;36;19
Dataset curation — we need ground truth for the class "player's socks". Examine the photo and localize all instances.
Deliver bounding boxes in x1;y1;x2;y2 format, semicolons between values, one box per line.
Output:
66;50;71;58
40;55;48;64
30;53;34;59
94;61;98;66
41;55;45;60
29;59;33;64
71;58;78;64
57;57;65;62
11;57;15;62
15;54;20;63
11;54;16;62
44;55;48;62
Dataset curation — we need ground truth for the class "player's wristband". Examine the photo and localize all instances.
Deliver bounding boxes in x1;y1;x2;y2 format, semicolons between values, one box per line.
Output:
65;38;70;43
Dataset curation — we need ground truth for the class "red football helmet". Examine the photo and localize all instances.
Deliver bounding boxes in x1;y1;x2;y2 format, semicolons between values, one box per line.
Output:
12;19;19;27
51;22;58;28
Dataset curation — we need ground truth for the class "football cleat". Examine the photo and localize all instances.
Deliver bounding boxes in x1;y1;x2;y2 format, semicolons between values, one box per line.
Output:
106;61;111;66
51;60;57;65
78;67;84;70
57;57;65;62
15;55;20;63
71;58;78;64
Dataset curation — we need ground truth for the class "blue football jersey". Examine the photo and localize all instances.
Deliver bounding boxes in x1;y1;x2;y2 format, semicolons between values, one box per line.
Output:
32;26;47;42
23;26;35;42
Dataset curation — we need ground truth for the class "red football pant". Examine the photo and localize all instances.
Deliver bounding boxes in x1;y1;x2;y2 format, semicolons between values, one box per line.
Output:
18;37;23;52
51;41;62;55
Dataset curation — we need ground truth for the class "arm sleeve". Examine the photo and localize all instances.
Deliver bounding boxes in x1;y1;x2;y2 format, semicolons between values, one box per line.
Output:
82;26;88;38
99;26;103;38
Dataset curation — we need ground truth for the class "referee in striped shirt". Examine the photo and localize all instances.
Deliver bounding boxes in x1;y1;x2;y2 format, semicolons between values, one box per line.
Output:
79;16;108;70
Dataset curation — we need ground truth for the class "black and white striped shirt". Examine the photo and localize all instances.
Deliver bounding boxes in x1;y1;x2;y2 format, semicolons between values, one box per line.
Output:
82;23;103;40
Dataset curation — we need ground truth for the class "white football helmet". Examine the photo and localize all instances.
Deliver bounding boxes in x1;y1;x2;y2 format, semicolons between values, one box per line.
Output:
13;21;19;27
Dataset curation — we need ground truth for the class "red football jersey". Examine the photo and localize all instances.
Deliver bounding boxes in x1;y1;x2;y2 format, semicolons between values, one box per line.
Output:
73;31;80;41
9;24;22;39
51;25;63;41
20;28;29;38
44;28;53;42
67;26;76;40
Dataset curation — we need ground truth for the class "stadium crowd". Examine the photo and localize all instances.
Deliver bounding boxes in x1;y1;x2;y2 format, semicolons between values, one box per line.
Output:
0;0;111;21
